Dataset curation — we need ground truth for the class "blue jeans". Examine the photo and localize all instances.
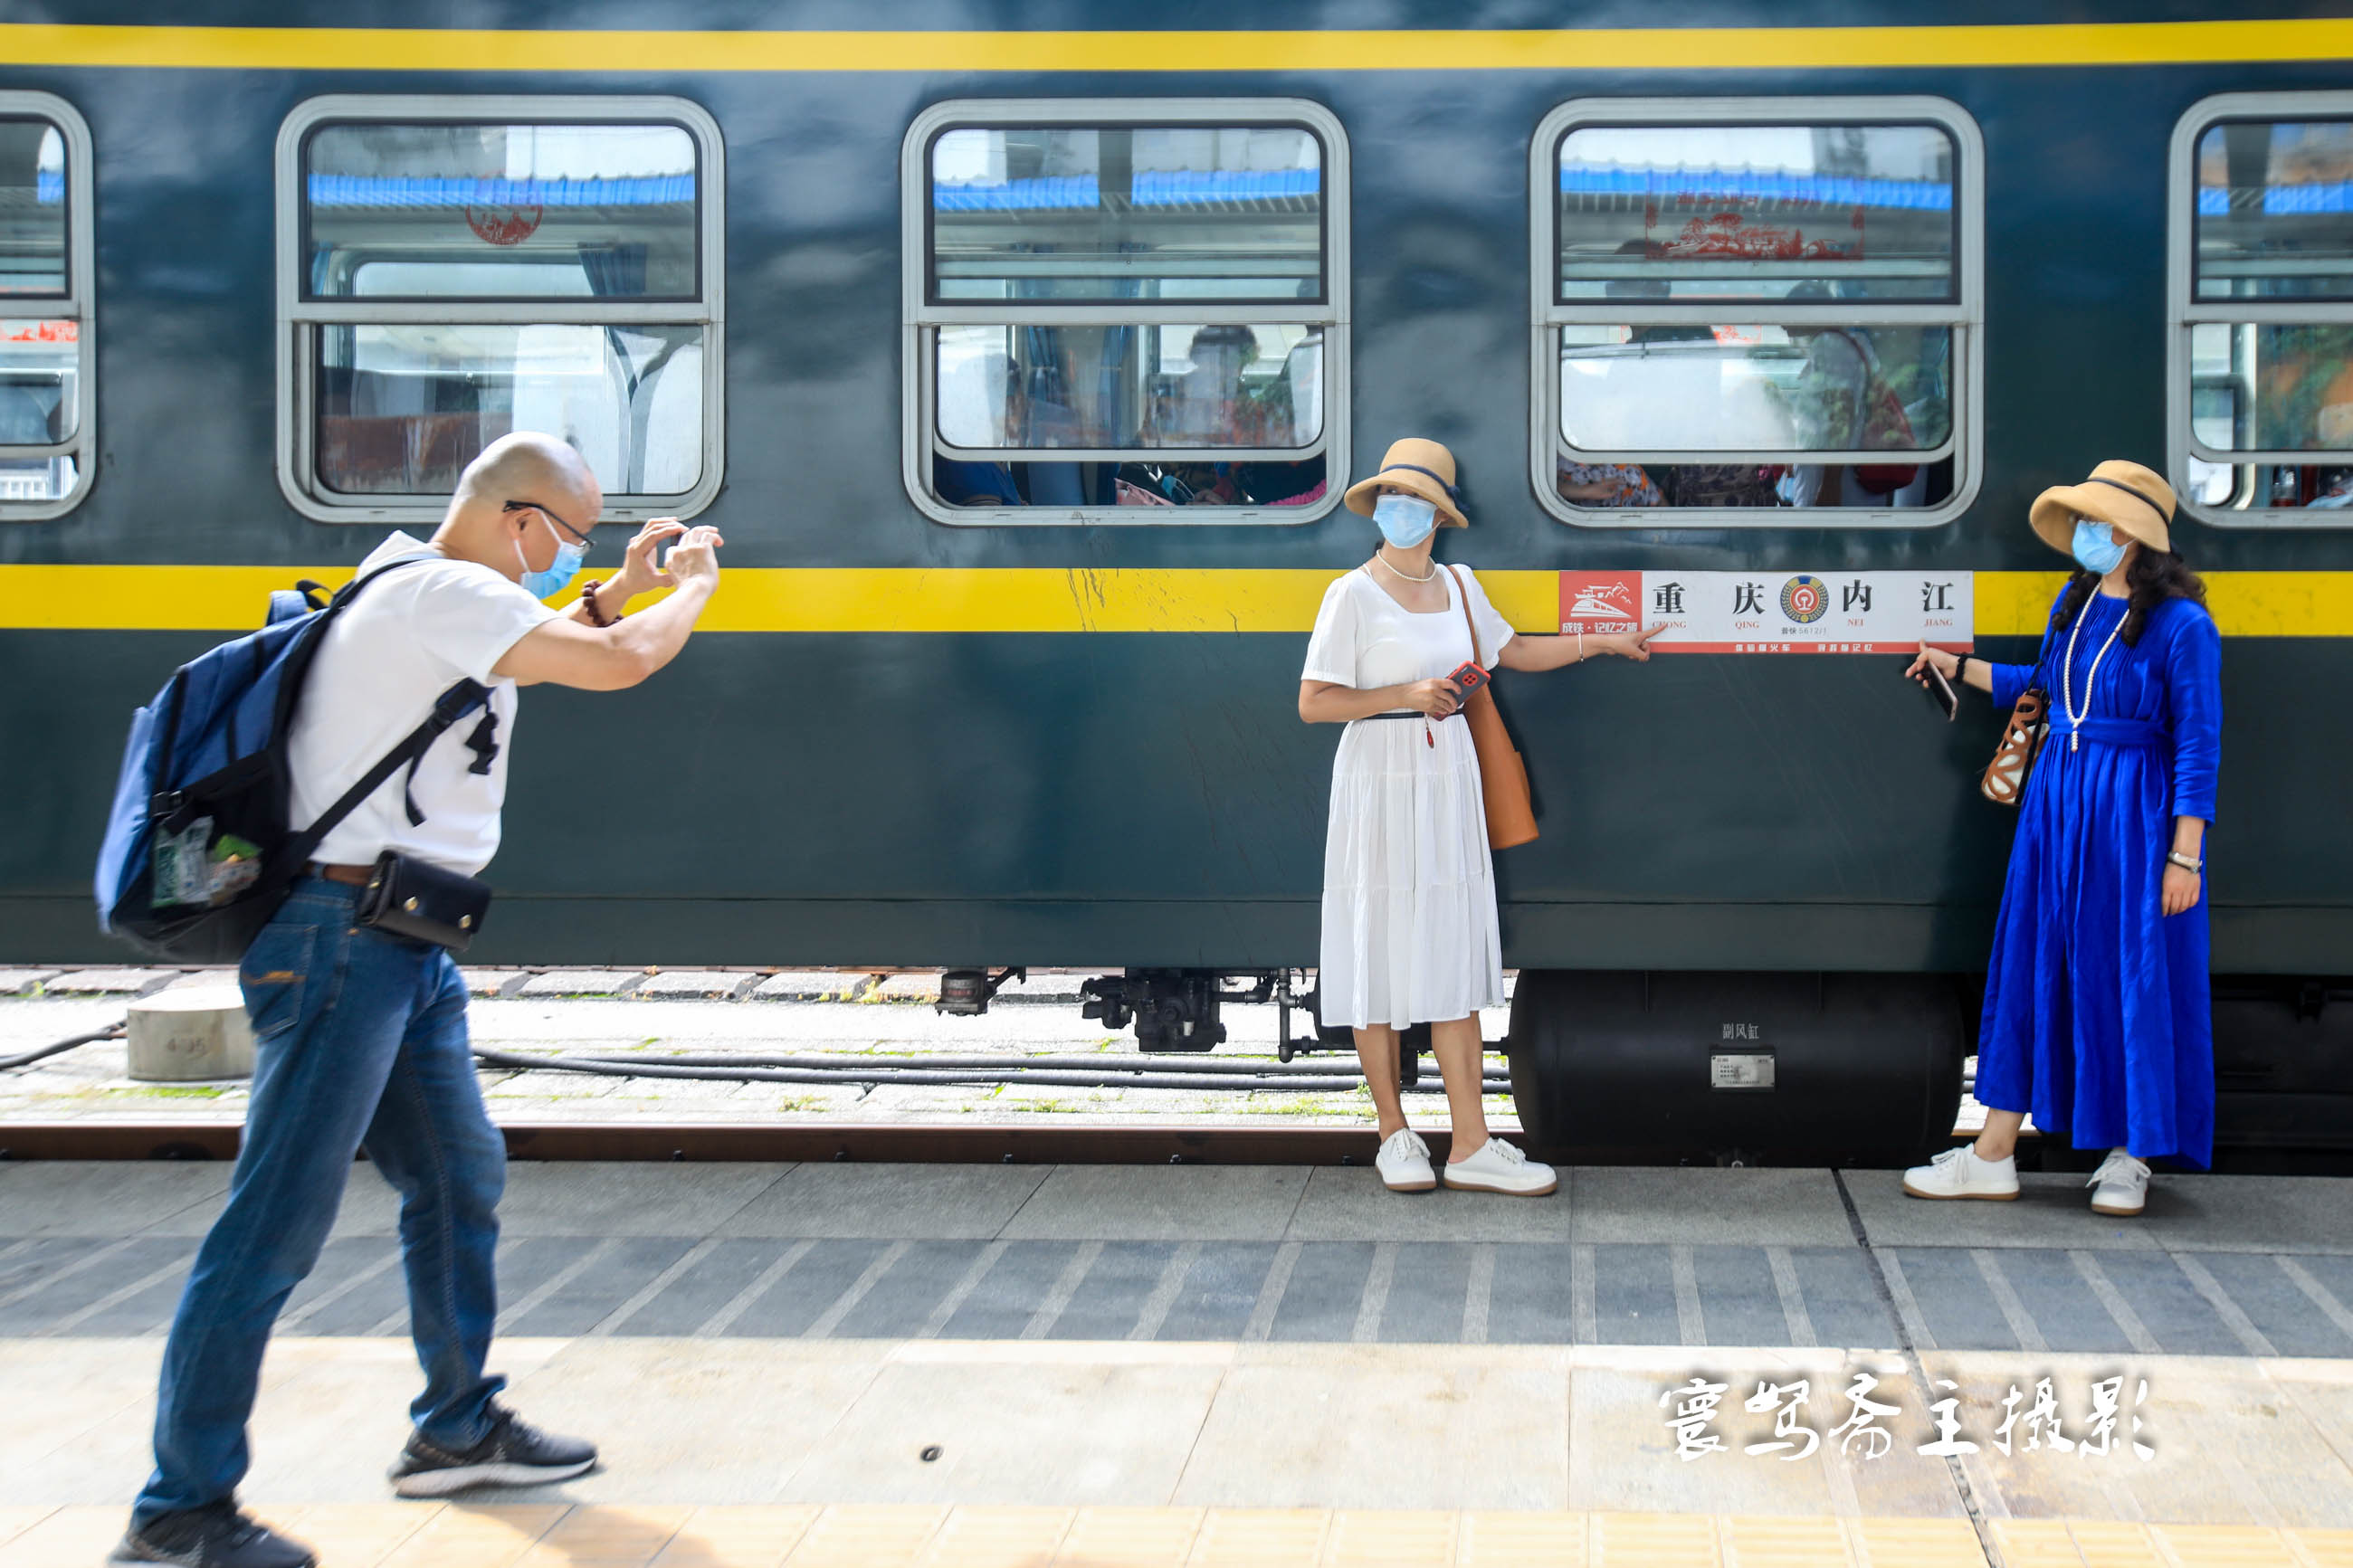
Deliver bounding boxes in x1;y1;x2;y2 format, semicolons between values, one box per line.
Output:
135;878;507;1524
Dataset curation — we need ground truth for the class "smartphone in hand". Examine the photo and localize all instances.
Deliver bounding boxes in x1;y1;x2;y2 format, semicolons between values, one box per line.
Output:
1920;662;1958;721
1448;660;1490;702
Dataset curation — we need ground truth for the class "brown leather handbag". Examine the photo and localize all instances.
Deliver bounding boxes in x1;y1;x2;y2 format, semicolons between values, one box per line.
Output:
1981;688;2050;807
1446;566;1539;848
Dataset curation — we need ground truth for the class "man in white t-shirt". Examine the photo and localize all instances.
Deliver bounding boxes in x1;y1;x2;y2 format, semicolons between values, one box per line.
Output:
119;434;725;1568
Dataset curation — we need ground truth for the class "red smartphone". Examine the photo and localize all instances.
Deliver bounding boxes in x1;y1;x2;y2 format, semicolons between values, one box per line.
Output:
1448;661;1490;702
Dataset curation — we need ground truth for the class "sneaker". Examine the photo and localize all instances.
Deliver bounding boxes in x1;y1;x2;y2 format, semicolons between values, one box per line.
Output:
2087;1149;2151;1216
1901;1145;2020;1201
1442;1137;1558;1196
387;1403;597;1498
110;1500;316;1567
1375;1127;1436;1192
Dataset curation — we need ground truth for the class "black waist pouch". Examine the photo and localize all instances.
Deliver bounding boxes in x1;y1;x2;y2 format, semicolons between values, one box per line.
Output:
356;851;491;952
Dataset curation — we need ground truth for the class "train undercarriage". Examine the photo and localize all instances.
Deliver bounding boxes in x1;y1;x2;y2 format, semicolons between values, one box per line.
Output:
935;966;2353;1169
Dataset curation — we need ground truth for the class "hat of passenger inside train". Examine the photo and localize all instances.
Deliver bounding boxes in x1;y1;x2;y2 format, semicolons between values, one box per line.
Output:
2029;460;2176;556
1344;438;1468;529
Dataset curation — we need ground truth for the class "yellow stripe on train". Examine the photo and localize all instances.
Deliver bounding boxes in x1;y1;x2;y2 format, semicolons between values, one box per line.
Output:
1;20;2352;72
2;566;2350;638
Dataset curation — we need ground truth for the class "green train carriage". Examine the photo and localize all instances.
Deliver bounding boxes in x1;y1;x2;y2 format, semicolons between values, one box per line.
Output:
1;5;2348;1163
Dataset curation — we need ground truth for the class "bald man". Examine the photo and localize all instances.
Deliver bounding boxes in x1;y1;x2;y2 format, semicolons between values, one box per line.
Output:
117;435;724;1568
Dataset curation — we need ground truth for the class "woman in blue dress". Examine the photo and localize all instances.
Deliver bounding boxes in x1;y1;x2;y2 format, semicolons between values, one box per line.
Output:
1900;461;2221;1216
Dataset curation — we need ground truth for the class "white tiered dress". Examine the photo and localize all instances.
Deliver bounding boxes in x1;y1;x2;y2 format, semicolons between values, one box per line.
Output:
1302;565;1516;1031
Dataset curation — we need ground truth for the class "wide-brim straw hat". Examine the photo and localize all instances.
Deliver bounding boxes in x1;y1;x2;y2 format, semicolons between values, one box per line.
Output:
2029;460;2176;556
1343;437;1468;528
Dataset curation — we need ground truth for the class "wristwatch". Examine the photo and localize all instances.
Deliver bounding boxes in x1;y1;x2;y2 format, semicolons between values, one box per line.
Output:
2167;850;2203;873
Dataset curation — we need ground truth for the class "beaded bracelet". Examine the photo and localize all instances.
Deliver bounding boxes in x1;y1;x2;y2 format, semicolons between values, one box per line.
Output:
580;579;617;628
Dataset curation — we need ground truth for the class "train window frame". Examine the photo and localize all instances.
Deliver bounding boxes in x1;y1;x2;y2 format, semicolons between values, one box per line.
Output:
273;94;726;526
900;98;1350;527
0;92;95;523
2167;91;2353;527
1527;96;1985;530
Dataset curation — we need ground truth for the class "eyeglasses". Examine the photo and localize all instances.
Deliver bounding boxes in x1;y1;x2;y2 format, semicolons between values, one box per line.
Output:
502;498;592;550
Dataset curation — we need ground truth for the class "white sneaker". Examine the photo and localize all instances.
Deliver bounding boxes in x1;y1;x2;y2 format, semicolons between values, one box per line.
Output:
1375;1128;1436;1193
2087;1149;2151;1216
1901;1145;2021;1201
1442;1138;1558;1196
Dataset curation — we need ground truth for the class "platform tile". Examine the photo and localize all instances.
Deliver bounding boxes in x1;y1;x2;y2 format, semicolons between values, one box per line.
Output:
636;972;758;1002
519;1505;698;1564
1051;1507;1203;1568
0;1511;52;1552
519;969;646;999
2148;1522;2310;1566
18;1507;2353;1568
1454;1511;1586;1566
2292;1528;2353;1568
1591;1511;1720;1568
912;1505;1074;1568
784;1504;949;1568
464;969;531;997
371;1503;566;1568
752;972;875;1002
1995;1517;2092;1567
1848;1517;1986;1568
1718;1514;1852;1568
0;1506;124;1568
273;1502;436;1565
653;1506;820;1567
40;967;176;995
1185;1508;1329;1568
1321;1509;1456;1566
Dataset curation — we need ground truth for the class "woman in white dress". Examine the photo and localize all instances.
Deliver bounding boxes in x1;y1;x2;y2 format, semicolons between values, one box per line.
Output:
1299;439;1662;1194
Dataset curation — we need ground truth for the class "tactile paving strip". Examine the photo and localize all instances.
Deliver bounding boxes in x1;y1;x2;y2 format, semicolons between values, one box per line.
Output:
13;1236;2351;1356
5;1506;2351;1568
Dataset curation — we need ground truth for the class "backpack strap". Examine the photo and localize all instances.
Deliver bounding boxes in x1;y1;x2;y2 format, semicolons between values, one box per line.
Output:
282;679;491;867
279;552;500;852
395;689;500;823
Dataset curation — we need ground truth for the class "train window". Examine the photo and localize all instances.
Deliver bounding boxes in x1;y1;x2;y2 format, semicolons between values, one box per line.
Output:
903;100;1348;524
930;127;1322;304
303;123;698;301
0;95;94;521
276;97;724;524
2171;97;2353;525
1530;99;1983;527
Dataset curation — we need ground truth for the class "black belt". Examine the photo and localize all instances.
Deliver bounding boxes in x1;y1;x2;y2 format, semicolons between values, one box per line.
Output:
1352;711;1423;721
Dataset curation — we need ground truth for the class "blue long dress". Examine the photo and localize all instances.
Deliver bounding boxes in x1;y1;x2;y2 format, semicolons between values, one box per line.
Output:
1977;586;2223;1167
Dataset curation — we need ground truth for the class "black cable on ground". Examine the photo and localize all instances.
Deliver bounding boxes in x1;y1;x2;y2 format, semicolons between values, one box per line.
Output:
470;1048;1492;1095
558;1049;1508;1080
0;1021;127;1072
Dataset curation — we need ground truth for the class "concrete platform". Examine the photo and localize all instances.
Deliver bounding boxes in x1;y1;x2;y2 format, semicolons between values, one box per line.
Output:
6;1164;2349;1356
8;1502;2350;1568
5;1162;2350;1557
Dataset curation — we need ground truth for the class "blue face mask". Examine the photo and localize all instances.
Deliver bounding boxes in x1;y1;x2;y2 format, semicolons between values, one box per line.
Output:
514;515;586;599
2071;518;2127;576
1373;493;1439;549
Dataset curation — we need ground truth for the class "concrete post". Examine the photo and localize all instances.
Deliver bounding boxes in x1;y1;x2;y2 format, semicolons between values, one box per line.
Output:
126;986;256;1082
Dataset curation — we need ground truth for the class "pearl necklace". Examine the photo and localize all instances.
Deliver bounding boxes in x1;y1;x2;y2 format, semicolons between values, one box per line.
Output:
1375;550;1437;584
2061;592;2127;753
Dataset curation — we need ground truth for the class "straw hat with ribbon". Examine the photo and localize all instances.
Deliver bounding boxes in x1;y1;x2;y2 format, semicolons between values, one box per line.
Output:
1343;437;1468;529
2027;460;2177;556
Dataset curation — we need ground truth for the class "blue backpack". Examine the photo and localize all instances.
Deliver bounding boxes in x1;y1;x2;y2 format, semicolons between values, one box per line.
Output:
95;558;491;962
